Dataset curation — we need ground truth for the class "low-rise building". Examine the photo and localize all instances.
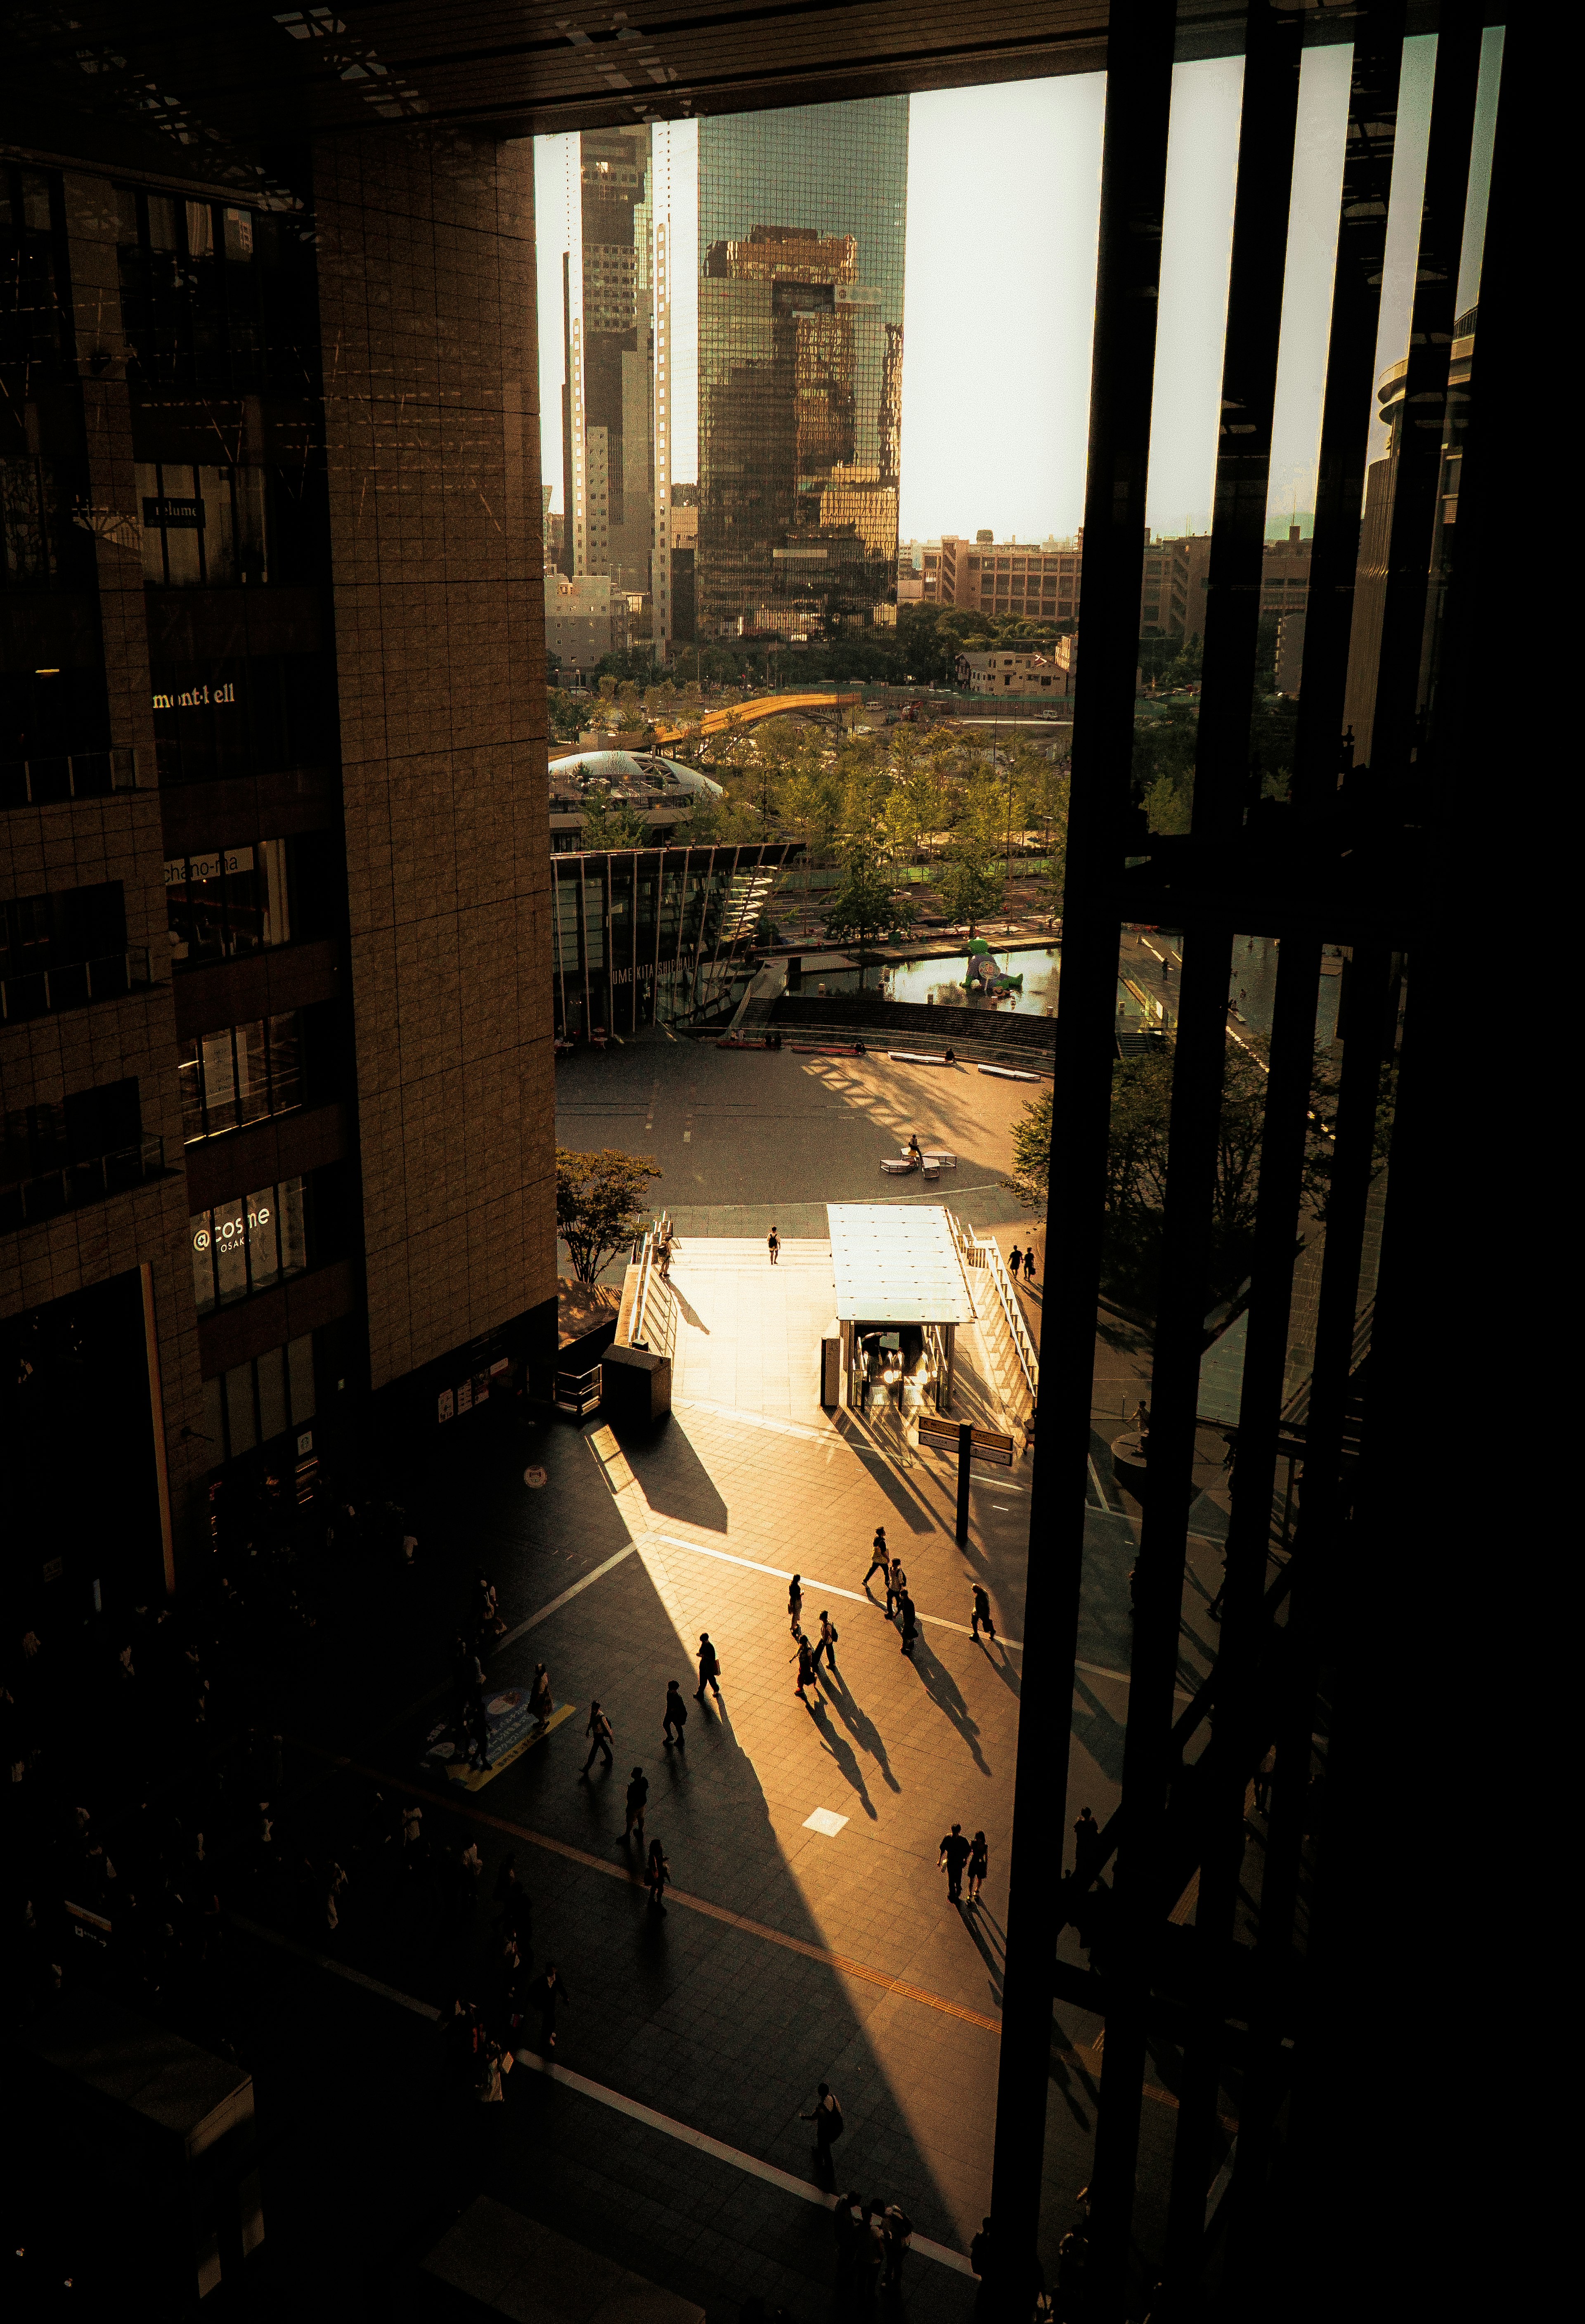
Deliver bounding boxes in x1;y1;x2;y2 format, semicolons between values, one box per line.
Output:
956;640;1076;695
938;533;1081;621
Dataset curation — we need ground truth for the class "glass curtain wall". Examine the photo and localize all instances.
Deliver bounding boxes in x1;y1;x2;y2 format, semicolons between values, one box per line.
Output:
698;99;908;641
551;844;796;1038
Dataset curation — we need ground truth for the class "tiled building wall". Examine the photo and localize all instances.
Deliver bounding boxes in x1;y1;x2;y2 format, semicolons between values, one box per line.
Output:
0;175;211;1565
314;130;555;1391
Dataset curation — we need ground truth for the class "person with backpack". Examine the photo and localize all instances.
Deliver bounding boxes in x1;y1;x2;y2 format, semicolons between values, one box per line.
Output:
800;2081;844;2186
862;1527;889;1591
882;2202;913;2296
813;1609;839;1674
694;1632;722;1703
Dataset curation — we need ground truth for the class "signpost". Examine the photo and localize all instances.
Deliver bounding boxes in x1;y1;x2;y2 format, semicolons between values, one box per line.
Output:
917;1416;1016;1542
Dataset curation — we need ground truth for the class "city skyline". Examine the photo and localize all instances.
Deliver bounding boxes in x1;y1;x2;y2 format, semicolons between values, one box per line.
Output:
535;33;1501;563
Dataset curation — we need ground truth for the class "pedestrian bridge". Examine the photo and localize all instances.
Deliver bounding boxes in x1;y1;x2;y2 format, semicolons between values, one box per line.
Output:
650;692;861;747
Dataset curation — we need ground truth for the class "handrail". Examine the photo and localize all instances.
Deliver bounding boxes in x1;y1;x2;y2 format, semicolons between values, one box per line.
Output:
625;1213;677;1358
947;1208;1039;1403
0;1132;166;1233
0;748;138;811
0;946;153;1023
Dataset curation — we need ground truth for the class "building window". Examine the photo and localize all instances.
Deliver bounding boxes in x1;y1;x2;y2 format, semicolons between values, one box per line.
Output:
137;462;268;586
0;882;143;1020
1;1076;163;1234
201;1331;315;1462
165;843;291;965
179;1013;304;1142
189;1174;308;1314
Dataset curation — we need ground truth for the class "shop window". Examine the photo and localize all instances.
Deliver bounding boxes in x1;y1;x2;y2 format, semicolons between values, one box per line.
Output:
165;842;290;965
137;461;268;586
178;1012;303;1141
204;1331;316;1464
189;1173;307;1314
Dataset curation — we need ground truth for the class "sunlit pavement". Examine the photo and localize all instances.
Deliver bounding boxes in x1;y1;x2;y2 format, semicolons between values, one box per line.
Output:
244;1042;1237;2314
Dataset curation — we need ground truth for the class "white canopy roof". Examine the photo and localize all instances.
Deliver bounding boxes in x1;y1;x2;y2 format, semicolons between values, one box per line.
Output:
826;1203;976;1324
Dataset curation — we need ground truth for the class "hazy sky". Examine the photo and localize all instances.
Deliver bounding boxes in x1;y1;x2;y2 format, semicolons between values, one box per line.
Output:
533;29;1502;540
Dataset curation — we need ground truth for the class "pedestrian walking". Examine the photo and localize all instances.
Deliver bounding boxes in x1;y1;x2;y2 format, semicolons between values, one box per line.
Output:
862;1527;889;1591
885;1556;907;1617
788;1573;804;1633
800;2081;844;2185
531;1962;569;2051
813;1609;839;1673
581;1700;613;1775
967;1830;989;1905
939;1822;972;1903
792;1630;822;1705
768;1225;780;1265
1254;1743;1276;1819
528;1662;553;1728
1023;1245;1037;1283
882;2203;913;2296
624;1766;648;1845
970;1584;996;1644
694;1632;722;1702
898;1591;918;1657
1073;1806;1102;1883
644;1837;670;1914
1009;1243;1023;1279
662;1679;688;1747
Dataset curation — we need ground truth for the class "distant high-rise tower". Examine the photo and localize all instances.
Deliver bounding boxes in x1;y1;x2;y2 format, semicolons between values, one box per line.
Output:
697;98;908;642
561;126;656;603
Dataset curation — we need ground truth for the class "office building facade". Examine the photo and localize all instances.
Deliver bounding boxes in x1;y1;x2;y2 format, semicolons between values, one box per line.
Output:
2;135;555;1614
698;99;908;643
557;123;679;664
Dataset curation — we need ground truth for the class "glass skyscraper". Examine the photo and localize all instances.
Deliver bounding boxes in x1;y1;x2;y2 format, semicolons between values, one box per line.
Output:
697;98;908;643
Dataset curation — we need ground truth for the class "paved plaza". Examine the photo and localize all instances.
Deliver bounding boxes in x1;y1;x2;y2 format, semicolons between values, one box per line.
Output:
239;1035;1244;2317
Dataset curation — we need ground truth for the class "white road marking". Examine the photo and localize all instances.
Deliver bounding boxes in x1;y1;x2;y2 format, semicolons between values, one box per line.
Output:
496;1544;639;1652
511;2053;974;2274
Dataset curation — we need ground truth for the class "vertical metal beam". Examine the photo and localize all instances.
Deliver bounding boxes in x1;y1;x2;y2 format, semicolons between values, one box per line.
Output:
1359;0;1483;785
1165;933;1320;2281
985;5;1176;2316
1090;920;1233;2305
1192;0;1305;842
1292;1;1407;818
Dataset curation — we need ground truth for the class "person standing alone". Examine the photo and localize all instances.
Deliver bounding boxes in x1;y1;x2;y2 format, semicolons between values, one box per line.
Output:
800;2081;844;2188
768;1225;780;1265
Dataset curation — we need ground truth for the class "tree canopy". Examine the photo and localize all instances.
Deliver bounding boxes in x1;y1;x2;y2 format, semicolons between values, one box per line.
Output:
556;1148;662;1286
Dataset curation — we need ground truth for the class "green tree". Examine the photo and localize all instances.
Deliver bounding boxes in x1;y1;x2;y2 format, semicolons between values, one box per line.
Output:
579;793;650;849
556;1148;662;1286
823;859;917;979
1004;1088;1053;1210
934;849;1004;933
